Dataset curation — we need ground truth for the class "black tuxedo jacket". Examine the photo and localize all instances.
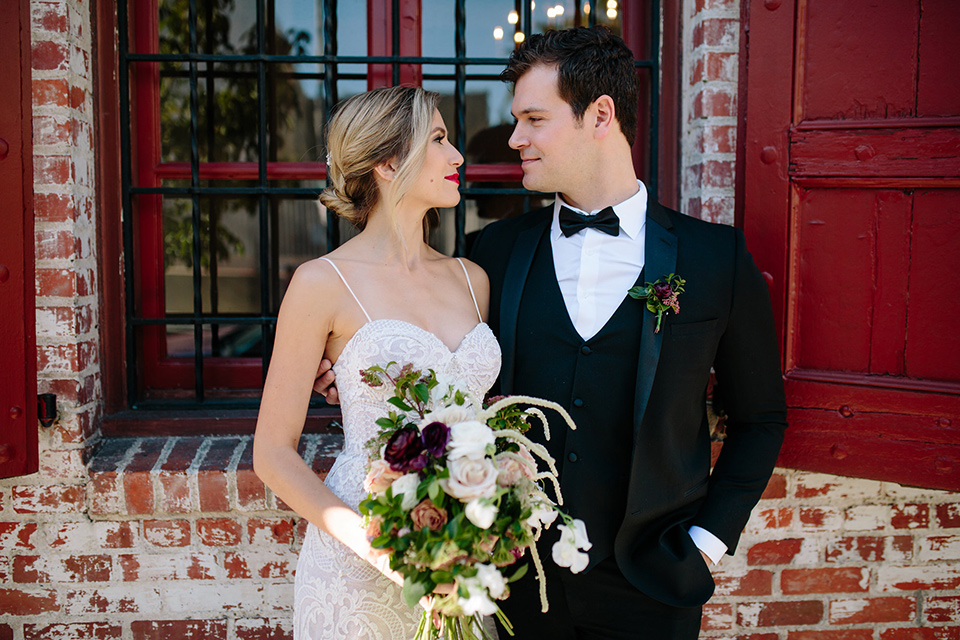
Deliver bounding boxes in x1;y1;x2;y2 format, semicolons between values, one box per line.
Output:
470;198;787;607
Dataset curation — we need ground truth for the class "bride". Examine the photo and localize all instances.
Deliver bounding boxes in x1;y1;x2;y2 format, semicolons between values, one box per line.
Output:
253;86;502;639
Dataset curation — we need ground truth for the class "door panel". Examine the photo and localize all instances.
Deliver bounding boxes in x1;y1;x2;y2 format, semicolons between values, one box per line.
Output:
0;0;37;479
741;0;960;490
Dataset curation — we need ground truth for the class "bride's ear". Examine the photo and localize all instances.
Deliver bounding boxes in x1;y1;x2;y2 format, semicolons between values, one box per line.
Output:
374;158;399;182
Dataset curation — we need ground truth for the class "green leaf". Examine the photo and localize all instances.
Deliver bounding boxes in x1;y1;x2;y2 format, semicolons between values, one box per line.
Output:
402;576;428;609
375;417;396;429
388;397;413;412
413;383;429;404
428;479;441;502
506;563;528;583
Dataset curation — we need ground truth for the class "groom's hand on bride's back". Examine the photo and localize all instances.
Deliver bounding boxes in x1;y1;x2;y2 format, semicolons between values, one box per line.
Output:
313;358;340;405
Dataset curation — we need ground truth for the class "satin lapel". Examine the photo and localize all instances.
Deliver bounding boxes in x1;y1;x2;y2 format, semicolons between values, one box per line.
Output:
499;218;550;394
633;200;677;438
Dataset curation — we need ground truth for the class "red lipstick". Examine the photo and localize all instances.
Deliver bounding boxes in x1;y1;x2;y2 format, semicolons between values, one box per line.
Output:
445;173;460;184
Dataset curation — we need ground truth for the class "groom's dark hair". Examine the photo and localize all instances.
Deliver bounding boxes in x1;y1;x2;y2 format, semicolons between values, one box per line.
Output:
501;26;640;146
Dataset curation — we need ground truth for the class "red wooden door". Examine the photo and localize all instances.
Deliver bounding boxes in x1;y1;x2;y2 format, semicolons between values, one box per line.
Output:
740;0;960;491
0;0;38;478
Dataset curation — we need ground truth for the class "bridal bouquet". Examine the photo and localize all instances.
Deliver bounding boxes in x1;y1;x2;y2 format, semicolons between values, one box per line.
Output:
357;362;591;640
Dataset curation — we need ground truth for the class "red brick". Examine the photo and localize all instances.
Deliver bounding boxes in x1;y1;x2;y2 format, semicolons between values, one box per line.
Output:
13;555;49;583
881;628;960;640
118;555;139;581
198;470;230;512
24;622;122;640
700;603;733;630
830;596;916;625
788;631;873;640
161;437;206;471
937;502;960;528
0;588;60;614
0;623;12;640
782;567;869;594
36;267;77;298
237;468;266;510
144;520;191;547
61;555;112;582
693;87;737;118
703;124;738;156
131;620;227;640
88;472;121;515
198;518;242;546
33;77;70;107
235;619;293;640
703;160;734;189
714;569;773;596
32;40;69;71
224;551;252;579
925;595;960;623
691;18;738;48
694;0;737;11
892;504;930;529
880;565;960;591
754;507;794;530
32;3;68;32
825;536;884;563
123;472;155;515
71;84;85;109
739;600;823;627
248;517;295;545
103;521;138;548
12;484;85;514
158;472;193;513
34;154;71;184
0;522;39;549
33;115;71;146
748;538;803;565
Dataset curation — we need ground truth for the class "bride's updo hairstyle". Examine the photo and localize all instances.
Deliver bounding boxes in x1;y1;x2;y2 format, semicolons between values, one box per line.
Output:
320;86;441;229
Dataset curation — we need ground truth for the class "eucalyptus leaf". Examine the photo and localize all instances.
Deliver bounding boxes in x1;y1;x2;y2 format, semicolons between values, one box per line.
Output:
402;576;428;609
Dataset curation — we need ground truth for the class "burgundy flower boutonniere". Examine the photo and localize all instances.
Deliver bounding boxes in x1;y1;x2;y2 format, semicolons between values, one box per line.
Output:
627;273;686;333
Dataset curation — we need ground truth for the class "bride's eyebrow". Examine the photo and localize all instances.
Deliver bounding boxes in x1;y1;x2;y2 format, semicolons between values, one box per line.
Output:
431;126;447;137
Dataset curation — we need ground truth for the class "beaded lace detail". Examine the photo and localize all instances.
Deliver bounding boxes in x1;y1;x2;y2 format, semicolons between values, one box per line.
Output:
294;264;501;639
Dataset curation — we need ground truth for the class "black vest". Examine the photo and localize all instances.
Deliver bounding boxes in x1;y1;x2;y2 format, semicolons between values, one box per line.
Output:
513;230;644;564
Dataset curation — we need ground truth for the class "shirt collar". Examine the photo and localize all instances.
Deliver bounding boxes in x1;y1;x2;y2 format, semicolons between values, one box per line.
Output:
550;181;648;240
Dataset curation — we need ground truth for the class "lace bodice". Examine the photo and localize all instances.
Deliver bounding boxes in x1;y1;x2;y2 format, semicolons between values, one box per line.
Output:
324;318;501;510
294;258;501;640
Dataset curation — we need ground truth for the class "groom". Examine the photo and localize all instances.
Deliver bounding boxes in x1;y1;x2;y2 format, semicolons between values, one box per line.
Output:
469;26;787;638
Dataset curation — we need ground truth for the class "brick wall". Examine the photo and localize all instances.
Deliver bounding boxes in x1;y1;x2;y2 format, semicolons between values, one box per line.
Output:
2;1;958;639
682;0;740;225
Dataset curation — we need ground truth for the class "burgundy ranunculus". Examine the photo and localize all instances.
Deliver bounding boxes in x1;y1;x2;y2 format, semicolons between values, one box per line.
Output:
421;421;451;457
652;282;673;301
384;426;425;472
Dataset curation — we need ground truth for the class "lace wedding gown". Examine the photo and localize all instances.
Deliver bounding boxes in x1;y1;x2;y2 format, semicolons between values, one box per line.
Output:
294;258;502;640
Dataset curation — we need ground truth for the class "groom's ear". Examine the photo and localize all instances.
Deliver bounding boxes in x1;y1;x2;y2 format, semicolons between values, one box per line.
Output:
591;95;617;140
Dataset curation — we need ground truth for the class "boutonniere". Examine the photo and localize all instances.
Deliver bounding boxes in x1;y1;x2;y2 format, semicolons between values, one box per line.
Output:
627;273;686;333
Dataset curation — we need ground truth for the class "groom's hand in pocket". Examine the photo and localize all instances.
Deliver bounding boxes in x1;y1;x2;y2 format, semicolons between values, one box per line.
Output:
313;358;339;405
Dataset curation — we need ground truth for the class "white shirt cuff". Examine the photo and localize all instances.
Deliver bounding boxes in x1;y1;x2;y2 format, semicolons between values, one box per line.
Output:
688;526;727;565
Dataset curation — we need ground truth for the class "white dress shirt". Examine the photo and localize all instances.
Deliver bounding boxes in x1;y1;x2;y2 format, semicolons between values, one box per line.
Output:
549;181;727;565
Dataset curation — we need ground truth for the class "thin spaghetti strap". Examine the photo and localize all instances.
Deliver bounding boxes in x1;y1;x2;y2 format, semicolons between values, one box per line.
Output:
319;257;372;323
455;258;483;323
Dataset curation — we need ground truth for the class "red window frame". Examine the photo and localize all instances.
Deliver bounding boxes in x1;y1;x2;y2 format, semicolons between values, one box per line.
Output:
98;0;682;430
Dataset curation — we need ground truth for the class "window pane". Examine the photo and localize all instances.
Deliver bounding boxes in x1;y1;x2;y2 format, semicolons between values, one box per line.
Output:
162;195;261;317
466;0;520;57
158;0;259;56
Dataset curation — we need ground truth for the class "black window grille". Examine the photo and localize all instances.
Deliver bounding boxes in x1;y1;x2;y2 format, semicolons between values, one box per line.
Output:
116;0;661;413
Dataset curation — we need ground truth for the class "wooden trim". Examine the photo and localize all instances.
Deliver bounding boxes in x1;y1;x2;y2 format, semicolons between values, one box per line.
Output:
0;0;37;478
96;0;127;414
658;0;682;211
151;162;524;182
101;407;342;437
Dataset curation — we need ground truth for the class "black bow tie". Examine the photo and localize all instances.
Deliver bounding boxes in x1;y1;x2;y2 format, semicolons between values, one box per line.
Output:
558;205;621;237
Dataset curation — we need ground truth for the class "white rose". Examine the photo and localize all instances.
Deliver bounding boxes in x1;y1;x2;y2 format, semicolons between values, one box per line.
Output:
447;421;495;460
390;473;421;511
464;498;498;530
441;457;498;501
458;577;498;617
426;404;475;429
475;563;507;598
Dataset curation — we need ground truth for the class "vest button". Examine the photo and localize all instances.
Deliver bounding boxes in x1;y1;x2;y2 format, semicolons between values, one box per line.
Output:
568;452;579;463
580;345;592;355
573;398;584;408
